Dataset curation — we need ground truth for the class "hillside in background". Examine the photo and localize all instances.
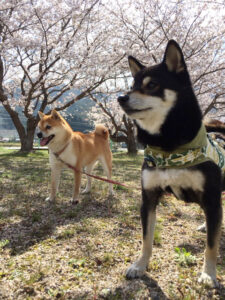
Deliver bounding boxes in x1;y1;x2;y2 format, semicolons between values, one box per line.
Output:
0;97;95;139
65;97;95;132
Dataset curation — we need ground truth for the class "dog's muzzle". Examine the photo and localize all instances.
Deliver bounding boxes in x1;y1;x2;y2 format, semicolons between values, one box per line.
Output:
117;95;129;105
37;132;43;138
117;95;131;113
37;131;55;146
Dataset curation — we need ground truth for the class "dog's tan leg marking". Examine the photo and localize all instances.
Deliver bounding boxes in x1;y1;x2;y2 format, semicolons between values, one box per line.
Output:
72;167;82;204
46;165;62;202
99;154;113;195
199;231;220;287
126;210;156;278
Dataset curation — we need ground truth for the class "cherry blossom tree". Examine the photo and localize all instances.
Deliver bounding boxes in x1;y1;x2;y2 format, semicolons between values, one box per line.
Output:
88;0;225;151
0;0;125;151
103;0;225;116
0;0;224;152
89;91;138;154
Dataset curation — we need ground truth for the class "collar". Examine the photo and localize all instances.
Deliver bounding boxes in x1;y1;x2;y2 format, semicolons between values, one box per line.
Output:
54;142;70;158
146;123;207;155
144;124;209;168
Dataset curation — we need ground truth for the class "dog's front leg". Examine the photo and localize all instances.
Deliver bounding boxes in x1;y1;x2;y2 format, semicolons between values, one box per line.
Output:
198;192;222;287
71;169;81;204
46;165;62;202
126;188;162;279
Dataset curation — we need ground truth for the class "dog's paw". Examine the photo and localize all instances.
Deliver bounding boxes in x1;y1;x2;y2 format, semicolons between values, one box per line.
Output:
71;198;79;205
198;272;219;288
126;262;146;279
197;222;206;232
81;188;91;194
45;196;55;202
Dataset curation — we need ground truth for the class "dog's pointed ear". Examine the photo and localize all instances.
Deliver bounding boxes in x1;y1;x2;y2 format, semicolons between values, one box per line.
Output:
38;111;44;119
51;109;60;120
163;40;186;73
128;56;145;77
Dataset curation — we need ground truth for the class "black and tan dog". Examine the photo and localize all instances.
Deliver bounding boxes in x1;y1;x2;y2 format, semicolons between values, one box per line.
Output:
118;40;224;287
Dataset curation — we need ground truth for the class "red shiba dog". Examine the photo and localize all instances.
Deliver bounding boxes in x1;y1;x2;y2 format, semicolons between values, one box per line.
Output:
37;110;113;203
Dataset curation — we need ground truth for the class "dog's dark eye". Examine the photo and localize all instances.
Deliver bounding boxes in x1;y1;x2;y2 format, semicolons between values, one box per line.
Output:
147;81;158;89
46;125;51;130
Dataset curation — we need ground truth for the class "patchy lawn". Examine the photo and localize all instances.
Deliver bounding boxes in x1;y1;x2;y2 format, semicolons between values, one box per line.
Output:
0;147;225;299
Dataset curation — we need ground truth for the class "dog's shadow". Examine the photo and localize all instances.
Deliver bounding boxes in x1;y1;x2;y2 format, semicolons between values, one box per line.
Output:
62;275;170;299
103;275;169;300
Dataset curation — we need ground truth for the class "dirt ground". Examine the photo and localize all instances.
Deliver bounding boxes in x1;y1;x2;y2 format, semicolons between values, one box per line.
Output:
0;148;225;299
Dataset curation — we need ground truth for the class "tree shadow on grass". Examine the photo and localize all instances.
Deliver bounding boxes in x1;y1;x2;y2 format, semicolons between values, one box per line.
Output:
0;149;47;158
0;150;123;255
0;193;119;256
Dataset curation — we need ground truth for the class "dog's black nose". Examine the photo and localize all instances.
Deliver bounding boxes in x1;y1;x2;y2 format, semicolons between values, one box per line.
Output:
37;132;43;138
118;95;129;104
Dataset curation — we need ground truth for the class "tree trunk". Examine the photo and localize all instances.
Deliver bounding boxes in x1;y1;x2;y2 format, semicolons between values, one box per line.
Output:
109;120;138;155
19;118;37;152
110;133;138;154
127;138;138;155
20;129;35;152
126;119;138;155
1;101;38;152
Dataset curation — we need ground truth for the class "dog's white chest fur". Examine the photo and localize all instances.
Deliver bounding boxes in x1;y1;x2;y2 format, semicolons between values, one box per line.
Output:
142;168;205;192
60;143;77;166
49;143;77;167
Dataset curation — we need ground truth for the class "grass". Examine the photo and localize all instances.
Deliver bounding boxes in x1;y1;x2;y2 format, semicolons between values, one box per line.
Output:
174;247;197;267
0;239;9;250
0;147;225;299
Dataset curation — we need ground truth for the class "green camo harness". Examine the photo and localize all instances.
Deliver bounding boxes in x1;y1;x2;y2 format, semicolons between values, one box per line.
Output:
144;124;225;172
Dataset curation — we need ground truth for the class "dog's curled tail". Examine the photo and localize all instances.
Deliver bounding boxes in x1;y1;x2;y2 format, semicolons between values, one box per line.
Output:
204;118;225;134
94;124;109;140
204;118;225;142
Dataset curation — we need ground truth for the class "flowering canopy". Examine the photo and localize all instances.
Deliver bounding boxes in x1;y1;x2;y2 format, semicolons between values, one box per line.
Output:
0;0;224;151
